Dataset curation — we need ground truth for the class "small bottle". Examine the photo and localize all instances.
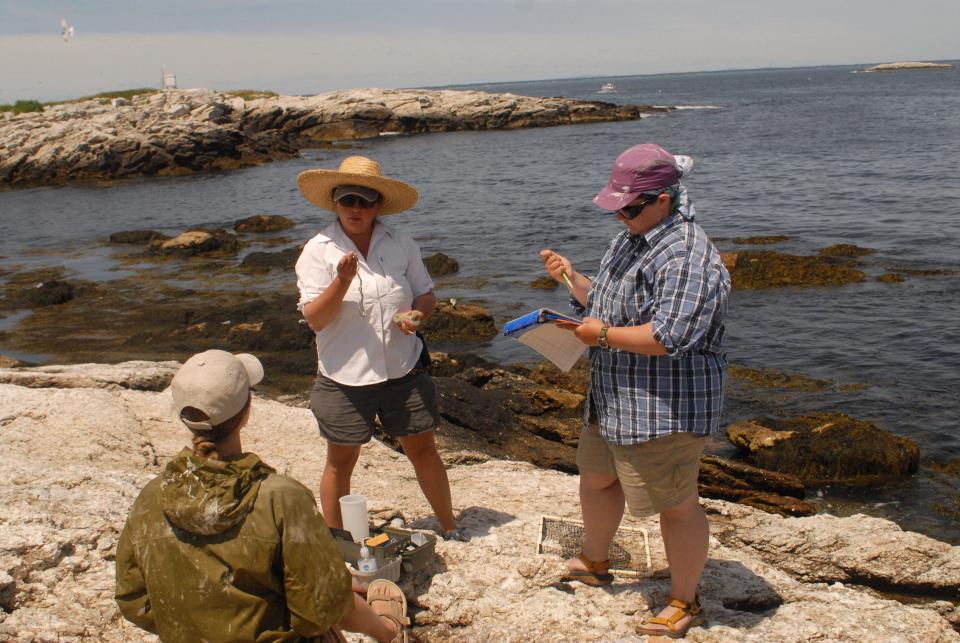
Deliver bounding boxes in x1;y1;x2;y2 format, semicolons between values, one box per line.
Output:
358;545;377;573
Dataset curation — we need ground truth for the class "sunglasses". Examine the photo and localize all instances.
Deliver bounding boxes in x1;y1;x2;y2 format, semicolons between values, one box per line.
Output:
336;194;378;208
617;194;661;220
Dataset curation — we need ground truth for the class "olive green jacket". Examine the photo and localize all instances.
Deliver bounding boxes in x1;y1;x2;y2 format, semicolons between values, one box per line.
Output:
116;449;353;642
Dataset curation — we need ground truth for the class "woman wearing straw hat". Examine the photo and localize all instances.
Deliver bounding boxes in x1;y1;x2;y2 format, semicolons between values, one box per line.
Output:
295;156;465;542
115;350;411;643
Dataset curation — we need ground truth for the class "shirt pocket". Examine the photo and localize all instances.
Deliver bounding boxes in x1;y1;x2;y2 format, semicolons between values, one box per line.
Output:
376;244;409;282
605;268;653;327
375;247;413;316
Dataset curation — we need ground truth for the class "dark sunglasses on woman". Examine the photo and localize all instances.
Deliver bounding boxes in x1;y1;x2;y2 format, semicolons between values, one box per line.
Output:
617;193;661;219
336;194;378;208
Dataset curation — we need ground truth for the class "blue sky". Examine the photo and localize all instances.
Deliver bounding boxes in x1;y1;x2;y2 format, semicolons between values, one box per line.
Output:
2;0;958;101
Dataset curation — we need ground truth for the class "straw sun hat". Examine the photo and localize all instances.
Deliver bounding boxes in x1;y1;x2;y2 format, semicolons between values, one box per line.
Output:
297;156;419;215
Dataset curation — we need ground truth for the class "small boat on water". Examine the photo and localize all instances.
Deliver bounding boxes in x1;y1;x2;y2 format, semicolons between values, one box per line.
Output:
598;82;617;94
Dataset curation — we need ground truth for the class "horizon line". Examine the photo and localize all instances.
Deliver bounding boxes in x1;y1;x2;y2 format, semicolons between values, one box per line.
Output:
437;58;960;90
5;57;958;104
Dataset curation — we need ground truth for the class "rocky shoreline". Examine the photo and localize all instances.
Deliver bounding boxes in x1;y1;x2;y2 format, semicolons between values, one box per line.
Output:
0;88;668;190
860;61;954;72
2;224;959;639
1;361;958;641
1;222;954;521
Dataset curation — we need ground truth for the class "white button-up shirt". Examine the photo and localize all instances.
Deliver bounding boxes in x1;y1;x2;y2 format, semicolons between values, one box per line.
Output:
295;220;435;386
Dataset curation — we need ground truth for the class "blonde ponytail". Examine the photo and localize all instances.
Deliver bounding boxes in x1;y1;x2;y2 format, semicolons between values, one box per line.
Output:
181;394;251;460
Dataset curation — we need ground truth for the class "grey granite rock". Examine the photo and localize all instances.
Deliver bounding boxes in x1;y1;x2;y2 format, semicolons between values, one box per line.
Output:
862;61;953;72
0;361;956;641
0;89;668;189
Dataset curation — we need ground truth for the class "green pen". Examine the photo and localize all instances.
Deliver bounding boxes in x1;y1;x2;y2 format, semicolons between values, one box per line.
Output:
561;271;574;290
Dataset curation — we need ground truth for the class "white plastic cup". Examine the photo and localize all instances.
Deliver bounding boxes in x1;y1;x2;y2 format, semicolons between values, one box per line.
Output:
339;494;370;543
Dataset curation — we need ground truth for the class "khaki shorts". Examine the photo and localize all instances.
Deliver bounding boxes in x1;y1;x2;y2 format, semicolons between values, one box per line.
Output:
576;425;706;517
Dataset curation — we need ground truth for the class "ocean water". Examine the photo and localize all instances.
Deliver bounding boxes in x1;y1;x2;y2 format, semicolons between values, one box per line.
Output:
1;63;959;541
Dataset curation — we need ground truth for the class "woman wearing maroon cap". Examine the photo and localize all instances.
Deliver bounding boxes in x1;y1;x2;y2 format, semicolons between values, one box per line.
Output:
540;144;729;639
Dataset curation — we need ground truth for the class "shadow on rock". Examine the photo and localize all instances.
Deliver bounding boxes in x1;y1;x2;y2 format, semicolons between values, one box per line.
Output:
406;505;517;542
606;558;781;633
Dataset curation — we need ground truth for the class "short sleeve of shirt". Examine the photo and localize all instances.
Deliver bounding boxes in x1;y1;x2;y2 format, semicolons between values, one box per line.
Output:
295;238;334;312
403;235;434;298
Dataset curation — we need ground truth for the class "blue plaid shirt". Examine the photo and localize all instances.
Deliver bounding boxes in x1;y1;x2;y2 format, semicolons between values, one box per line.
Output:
575;212;730;444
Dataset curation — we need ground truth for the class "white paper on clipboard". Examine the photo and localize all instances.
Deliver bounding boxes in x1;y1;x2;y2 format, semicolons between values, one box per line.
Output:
514;323;586;371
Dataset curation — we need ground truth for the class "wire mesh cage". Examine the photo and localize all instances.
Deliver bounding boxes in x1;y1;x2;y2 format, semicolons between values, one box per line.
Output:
536;515;652;577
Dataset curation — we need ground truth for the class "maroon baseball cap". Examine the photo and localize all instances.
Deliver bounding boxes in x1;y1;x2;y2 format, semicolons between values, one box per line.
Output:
593;144;679;211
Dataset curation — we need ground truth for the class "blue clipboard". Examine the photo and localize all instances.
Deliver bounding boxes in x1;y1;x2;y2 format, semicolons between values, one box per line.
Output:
503;308;581;336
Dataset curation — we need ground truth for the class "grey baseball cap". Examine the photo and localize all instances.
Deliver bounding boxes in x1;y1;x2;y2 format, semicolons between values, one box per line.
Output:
332;185;381;203
170;350;263;431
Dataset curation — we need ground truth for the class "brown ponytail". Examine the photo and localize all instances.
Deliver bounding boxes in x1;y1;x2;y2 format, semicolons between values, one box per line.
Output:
180;395;251;460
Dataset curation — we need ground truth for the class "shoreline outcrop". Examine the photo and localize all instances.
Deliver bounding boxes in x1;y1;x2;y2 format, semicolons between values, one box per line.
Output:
0;88;669;190
0;361;957;641
727;413;920;485
861;62;954;72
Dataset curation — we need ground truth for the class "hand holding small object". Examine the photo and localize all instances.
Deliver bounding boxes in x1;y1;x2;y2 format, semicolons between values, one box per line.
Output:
393;309;423;335
539;248;575;289
559;316;604;346
336;252;359;281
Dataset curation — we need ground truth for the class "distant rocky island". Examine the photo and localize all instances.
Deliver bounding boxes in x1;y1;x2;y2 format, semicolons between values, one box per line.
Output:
0;88;669;190
861;61;954;72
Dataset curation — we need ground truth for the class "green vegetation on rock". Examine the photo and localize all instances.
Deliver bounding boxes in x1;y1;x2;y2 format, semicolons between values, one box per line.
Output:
728;250;866;289
224;89;278;101
729;364;863;392
48;88;160;106
819;243;875;257
732;235;792;245
0;100;43;114
727;412;920;485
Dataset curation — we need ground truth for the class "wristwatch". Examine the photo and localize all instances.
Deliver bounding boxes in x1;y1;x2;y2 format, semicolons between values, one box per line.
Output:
598;326;610;349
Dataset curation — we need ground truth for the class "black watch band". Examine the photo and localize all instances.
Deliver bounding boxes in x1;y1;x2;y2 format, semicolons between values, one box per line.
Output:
598;326;610;349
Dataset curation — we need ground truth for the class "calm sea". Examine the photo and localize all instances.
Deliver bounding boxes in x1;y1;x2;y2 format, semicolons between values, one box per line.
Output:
2;63;959;541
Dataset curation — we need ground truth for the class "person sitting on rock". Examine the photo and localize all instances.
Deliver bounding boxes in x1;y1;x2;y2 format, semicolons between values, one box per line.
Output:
115;349;410;643
540;144;729;639
295;156;466;542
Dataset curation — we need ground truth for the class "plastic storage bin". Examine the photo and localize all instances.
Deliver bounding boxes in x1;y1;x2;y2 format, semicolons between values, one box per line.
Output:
348;555;402;590
330;526;406;567
383;526;437;573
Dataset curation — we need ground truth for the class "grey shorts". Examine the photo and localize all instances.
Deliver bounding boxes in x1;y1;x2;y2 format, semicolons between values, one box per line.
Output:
310;369;441;445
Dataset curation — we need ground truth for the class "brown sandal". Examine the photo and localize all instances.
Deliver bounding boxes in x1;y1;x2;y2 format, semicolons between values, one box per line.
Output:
366;579;410;643
635;596;705;639
561;552;614;587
